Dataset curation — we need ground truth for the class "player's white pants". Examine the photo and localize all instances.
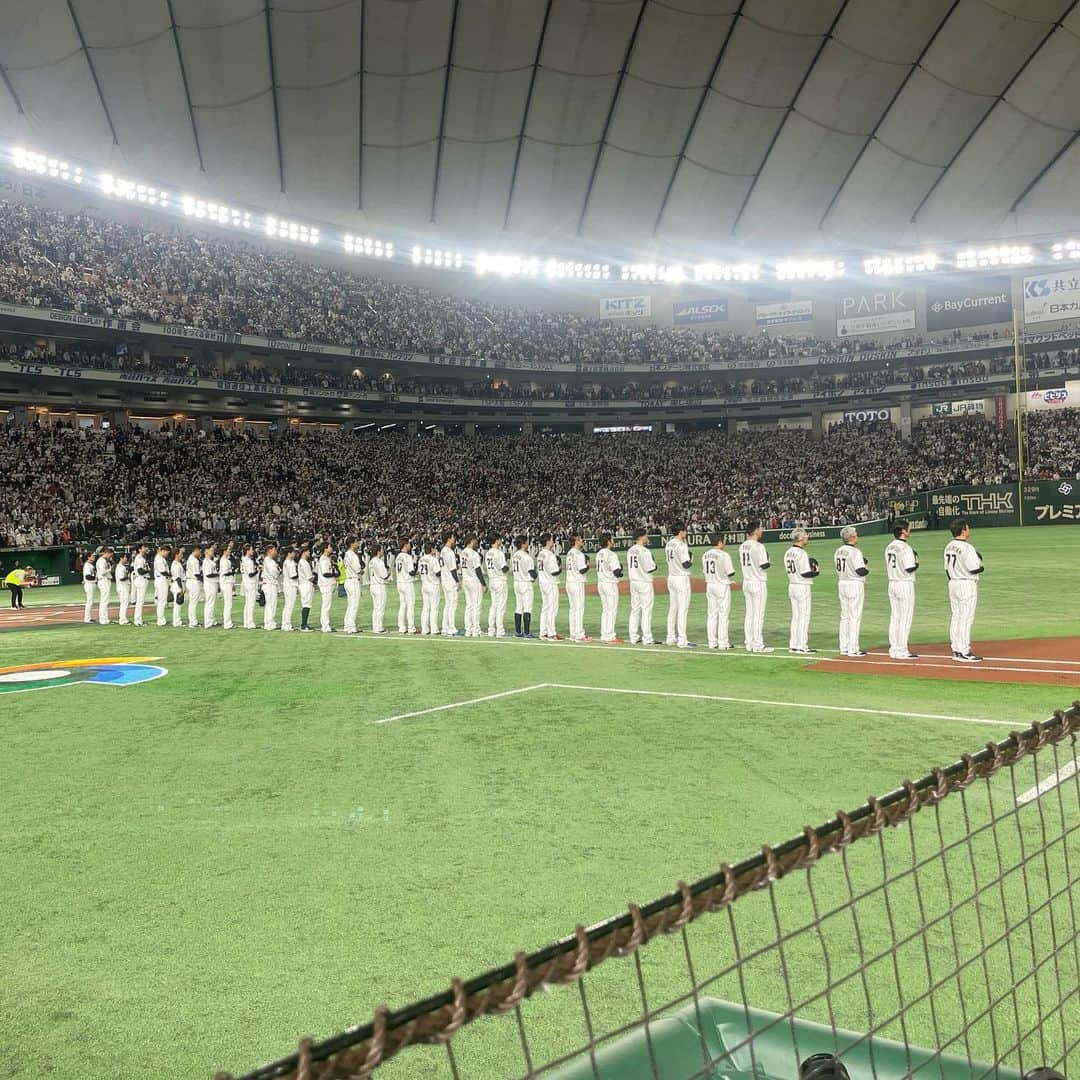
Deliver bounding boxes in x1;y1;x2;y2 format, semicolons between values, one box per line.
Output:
371;580;388;632
888;580;915;657
421;584;441;634
186;579;201;627
598;581;619;642
344;578;361;632
83;580;96;622
262;582;279;629
948;580;978;656
838;581;865;655
488;583;507;635
171;580;184;627
203;579;219;627
154;579;169;625
319;586;335;631
566;583;585;640
242;583;258;629
441;581;459;635
132;580;148;625
787;583;812;651
463;580;483;636
280;581;297;631
629;581;655;644
706;582;732;648
117;580;131;624
396;581;416;632
539;580;559;637
98;579;112;624
666;577;691;646
298;581;314;626
742;580;767;650
221;580;235;629
513;580;534;615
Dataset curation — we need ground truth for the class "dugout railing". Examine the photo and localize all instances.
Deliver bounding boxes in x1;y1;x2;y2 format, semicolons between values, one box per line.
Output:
219;703;1080;1080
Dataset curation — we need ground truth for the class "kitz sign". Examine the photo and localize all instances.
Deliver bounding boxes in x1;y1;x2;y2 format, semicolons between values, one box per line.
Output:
836;289;916;337
673;298;728;325
601;295;651;320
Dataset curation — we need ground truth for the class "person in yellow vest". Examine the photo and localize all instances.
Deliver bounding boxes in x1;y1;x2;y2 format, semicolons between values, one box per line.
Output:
4;563;33;609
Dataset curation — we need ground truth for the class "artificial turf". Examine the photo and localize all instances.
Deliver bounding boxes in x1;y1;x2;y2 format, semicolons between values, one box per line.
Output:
1;526;1078;1079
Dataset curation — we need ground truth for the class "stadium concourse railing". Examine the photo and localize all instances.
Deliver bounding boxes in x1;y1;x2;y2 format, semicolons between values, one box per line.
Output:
219;703;1080;1080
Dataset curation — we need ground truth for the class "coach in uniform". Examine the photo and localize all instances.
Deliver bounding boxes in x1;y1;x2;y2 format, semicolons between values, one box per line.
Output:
944;518;984;662
564;532;589;642
626;529;656;646
783;527;819;653
834;526;869;657
885;520;919;659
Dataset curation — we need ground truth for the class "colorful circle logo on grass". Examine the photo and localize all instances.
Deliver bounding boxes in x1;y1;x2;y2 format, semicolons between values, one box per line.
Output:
0;657;167;695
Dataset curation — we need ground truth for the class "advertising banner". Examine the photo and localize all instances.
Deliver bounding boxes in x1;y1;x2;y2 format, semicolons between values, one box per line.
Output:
926;277;1011;331
673;297;728;325
1028;387;1073;409
925;485;1019;528
836;289;916;337
601;295;651;320
755;300;812;327
1023;274;1080;324
995;394;1007;431
841;408;891;423
931;399;985;416
1023;480;1080;524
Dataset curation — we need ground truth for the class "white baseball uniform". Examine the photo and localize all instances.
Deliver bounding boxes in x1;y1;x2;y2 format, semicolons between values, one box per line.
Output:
220;552;236;629
170;556;185;627
512;549;535;616
395;550;417;632
343;548;363;632
595;547;622;642
131;552;150;625
185;552;202;628
82;556;97;622
739;539;770;651
665;537;692;647
96;554;113;625
461;546;484;637
419;552;442;634
202;554;219;628
240;554;259;628
485;545;509;636
627;542;656;644
537;548;561;638
944;538;983;656
702;546;735;649
297;555;315;627
440;544;460;635
885;538;919;657
565;546;589;640
261;554;281;629
316;553;337;631
369;554;390;632
153;553;170;626
280;554;298;631
783;545;815;651
116;561;131;625
834;543;868;656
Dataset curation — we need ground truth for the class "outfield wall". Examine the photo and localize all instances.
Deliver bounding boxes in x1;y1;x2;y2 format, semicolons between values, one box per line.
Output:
893;480;1080;528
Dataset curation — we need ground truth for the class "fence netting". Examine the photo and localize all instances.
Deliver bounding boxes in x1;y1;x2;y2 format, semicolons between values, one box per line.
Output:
221;703;1080;1080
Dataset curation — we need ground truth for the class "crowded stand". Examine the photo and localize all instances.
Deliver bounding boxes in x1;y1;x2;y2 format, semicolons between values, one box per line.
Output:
0;411;1059;550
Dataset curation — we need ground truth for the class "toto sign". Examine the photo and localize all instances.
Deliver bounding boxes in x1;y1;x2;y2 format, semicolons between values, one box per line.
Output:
841;408;891;423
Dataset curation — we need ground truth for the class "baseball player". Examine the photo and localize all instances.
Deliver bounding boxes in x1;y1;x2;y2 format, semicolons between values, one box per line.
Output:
511;535;537;638
82;550;97;623
96;547;113;625
834;525;869;657
665;524;695;648
460;534;485;637
240;544;259;629
297;545;315;632
185;543;203;628
262;543;281;630
419;540;442;635
170;547;186;628
201;542;219;628
626;529;656;645
944;518;984;662
702;533;735;649
440;532;462;637
783;528;819;653
537;533;562;640
595;532;623;644
317;542;337;632
885;520;919;659
343;538;363;634
369;541;391;633
394;540;418;633
153;544;171;626
131;543;150;626
279;546;298;631
115;552;131;625
738;523;771;652
484;535;510;637
219;541;236;629
564;532;590;642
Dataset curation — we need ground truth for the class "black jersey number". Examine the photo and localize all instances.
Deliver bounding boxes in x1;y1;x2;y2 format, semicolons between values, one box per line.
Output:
835;555;847;574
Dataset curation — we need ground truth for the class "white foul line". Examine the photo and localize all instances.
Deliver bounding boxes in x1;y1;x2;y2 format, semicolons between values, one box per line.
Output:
374;682;1015;728
1016;757;1080;807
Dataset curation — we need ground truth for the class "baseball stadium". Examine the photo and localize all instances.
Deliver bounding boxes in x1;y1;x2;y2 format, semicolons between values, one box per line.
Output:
1;4;1079;1080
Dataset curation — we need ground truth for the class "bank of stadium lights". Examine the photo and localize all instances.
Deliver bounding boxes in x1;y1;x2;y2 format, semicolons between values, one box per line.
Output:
776;258;845;281
1051;239;1080;261
620;263;685;284
546;259;609;280
475;254;540;277
182;196;251;229
11;147;83;184
412;246;463;269
100;173;168;209
863;252;939;276
954;244;1033;270
344;234;393;259
692;262;760;283
265;216;319;246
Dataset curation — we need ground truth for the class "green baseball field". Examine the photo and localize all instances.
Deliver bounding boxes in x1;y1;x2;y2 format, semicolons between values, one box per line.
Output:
2;525;1078;1079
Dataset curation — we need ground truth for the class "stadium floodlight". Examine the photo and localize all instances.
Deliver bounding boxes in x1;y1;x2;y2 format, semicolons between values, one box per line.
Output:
620;262;686;284
1051;240;1080;261
544;258;609;280
182;195;252;229
776;257;845;281
344;234;393;259
412;246;463;270
863;252;939;276
954;244;1032;270
692;261;760;283
100;173;168;208
11;147;84;185
265;216;319;246
476;253;541;278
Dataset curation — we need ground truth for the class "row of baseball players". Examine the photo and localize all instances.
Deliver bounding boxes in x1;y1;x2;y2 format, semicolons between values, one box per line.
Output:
79;517;985;659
